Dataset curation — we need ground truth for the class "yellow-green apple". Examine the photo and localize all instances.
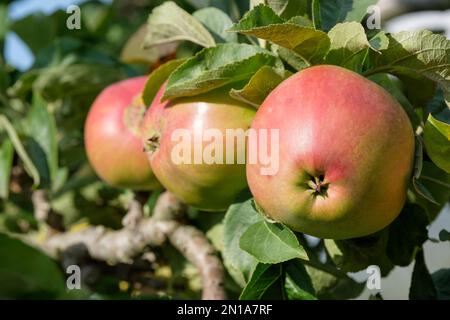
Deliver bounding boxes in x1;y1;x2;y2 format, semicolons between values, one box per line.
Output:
84;76;160;190
247;65;415;239
141;85;256;211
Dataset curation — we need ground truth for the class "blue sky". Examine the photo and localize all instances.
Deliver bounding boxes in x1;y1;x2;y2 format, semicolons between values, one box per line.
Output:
4;0;110;70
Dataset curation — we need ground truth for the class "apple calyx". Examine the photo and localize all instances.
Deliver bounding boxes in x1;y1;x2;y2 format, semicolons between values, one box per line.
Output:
306;174;329;197
144;132;161;154
124;97;146;136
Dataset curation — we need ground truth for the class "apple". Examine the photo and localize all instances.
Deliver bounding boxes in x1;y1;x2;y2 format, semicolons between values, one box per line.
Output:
247;65;415;239
141;85;256;211
84;76;160;190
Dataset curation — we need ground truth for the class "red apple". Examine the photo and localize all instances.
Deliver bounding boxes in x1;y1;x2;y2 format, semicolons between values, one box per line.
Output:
84;76;160;190
141;85;256;211
247;65;415;239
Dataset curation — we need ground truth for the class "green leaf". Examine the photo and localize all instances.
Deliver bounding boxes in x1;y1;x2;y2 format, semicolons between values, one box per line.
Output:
10;13;56;55
409;249;437;300
223;197;262;287
0;233;66;299
326;22;372;72
22;93;58;189
251;0;309;20
284;259;316;300
239;263;282;300
229;66;290;108
368;30;450;107
312;0;378;32
368;30;389;51
413;178;439;204
426;88;449;124
230;5;330;65
413;136;424;180
277;46;309;70
0;115;40;186
410;161;450;221
386;204;429;266
33;63;125;101
142;58;186;106
0;139;13;199
325;230;393;275
144;1;215;48
368;74;421;128
424;114;450;173
439;229;450;242
0;4;9;42
163;43;280;100
432;269;450;300
193;7;237;43
240;220;308;264
305;265;365;299
121;24;178;65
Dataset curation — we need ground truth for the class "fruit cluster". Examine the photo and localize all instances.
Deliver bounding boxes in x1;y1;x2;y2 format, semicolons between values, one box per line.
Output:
85;64;414;240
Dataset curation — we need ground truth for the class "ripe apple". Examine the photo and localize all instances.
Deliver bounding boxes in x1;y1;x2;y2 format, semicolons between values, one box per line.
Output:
247;65;415;239
84;76;160;190
141;85;256;211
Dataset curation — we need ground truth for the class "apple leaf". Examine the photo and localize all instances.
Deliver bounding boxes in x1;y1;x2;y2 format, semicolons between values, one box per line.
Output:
144;1;215;48
367;30;450;108
0;139;13;199
284;259;317;300
0;233;66;299
229;5;330;65
432;269;450;300
0;115;40;187
312;0;378;32
367;30;389;51
142;58;186;106
326;22;372;72
426;88;449;124
22;93;58;190
223;196;262;287
33;63;125;101
386;204;429;266
163;43;280;100
193;7;237;43
368;74;421;129
439;230;450;242
121;24;178;65
325;230;393;275
10;13;56;55
413;136;424;182
413;178;439;205
410;161;450;221
409;249;437;300
277;46;309;70
239;263;282;300
229;66;291;108
240;220;308;264
251;0;309;20
423;114;450;173
305;265;365;299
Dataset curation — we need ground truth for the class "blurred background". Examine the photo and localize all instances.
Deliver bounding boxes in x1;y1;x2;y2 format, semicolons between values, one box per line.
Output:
0;0;449;299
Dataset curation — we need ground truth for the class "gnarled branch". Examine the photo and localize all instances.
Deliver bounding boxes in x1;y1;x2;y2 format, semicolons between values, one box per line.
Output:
42;191;226;300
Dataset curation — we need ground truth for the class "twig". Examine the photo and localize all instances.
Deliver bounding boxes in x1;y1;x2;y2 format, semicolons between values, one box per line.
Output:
32;190;64;231
32;190;51;222
41;191;227;300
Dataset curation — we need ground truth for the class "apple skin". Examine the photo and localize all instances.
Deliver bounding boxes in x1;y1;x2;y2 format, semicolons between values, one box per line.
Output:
84;76;160;190
247;65;415;239
141;85;256;211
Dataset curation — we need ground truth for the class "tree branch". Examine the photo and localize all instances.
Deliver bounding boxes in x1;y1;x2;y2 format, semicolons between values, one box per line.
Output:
41;191;226;300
